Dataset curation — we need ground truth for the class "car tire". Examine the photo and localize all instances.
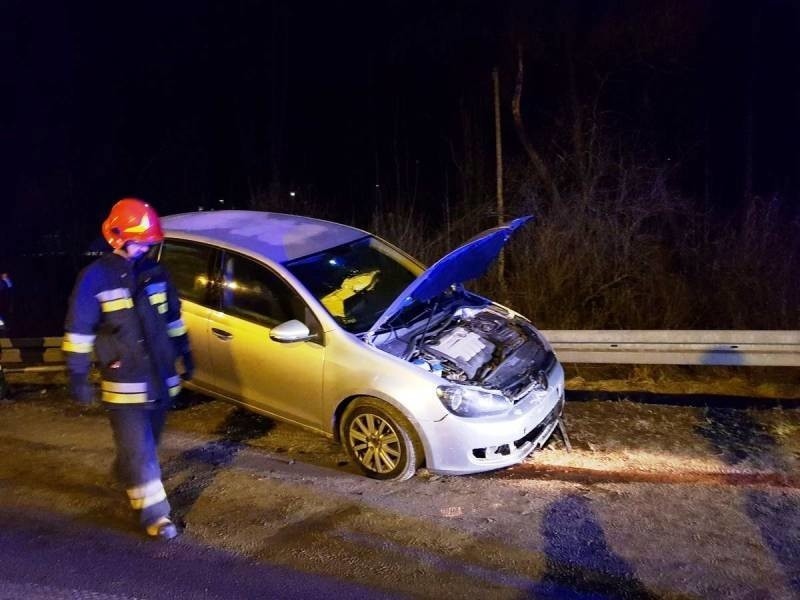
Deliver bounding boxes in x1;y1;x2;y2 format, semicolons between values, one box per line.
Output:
341;398;423;481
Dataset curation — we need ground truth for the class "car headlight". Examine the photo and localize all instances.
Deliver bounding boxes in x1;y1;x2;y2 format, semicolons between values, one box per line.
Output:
436;385;512;417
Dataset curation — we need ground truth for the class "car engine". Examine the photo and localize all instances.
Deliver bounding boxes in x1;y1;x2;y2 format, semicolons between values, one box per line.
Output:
376;304;556;400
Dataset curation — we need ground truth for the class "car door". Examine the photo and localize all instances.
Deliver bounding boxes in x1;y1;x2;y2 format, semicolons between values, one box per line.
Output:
207;251;325;429
157;239;217;389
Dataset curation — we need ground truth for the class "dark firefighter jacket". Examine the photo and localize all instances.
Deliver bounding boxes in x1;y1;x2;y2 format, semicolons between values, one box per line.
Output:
63;252;191;405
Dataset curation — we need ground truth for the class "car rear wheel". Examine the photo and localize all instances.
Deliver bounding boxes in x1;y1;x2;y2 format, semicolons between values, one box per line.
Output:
341;398;423;481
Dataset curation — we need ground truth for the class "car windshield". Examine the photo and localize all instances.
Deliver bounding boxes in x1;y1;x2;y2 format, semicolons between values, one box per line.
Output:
284;236;422;333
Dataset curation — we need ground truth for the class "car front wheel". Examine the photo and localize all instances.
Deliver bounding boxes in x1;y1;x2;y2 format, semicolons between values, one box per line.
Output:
341;398;423;481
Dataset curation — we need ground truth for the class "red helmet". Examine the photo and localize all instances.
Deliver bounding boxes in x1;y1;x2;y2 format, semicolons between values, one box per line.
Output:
102;198;164;249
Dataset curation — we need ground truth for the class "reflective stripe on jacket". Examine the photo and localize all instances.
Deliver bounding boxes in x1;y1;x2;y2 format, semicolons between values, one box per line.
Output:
63;252;191;405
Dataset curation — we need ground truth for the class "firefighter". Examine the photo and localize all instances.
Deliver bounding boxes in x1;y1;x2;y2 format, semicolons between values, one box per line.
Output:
63;198;193;540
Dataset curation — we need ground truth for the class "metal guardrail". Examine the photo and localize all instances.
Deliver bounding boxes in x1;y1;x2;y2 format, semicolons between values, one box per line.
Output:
1;337;66;374
544;330;800;367
1;337;64;364
1;331;799;371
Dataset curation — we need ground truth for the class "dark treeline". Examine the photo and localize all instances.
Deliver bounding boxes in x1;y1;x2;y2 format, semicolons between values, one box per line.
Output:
9;0;800;329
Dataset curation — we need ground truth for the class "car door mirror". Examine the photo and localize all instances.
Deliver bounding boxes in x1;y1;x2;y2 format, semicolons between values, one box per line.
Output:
269;319;316;343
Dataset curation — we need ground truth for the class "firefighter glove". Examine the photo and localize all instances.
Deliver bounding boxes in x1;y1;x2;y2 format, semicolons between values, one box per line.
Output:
181;352;195;381
69;374;96;406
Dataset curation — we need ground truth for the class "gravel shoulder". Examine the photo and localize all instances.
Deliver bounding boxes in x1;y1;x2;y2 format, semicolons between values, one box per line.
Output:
1;368;799;598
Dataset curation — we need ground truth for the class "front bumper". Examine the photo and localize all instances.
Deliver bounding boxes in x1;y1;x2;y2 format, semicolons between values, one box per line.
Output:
423;361;565;475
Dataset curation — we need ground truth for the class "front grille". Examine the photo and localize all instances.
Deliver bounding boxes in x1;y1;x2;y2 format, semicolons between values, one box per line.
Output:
508;351;558;404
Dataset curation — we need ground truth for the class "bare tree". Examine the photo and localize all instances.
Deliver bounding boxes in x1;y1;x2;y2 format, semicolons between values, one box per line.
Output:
511;44;560;206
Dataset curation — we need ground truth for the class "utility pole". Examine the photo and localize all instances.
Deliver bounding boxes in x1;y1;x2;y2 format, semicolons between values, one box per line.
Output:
493;67;506;296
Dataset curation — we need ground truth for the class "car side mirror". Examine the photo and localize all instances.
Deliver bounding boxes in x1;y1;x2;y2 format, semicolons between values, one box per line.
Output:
269;319;317;343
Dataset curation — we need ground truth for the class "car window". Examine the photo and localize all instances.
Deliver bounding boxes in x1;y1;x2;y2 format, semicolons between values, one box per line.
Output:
222;254;310;329
158;240;215;305
284;236;421;333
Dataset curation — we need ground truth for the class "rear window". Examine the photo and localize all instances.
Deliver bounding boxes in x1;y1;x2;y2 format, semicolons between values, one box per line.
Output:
158;240;215;305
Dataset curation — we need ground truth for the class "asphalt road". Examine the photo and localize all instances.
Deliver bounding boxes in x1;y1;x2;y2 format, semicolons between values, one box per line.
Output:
0;509;396;600
1;381;799;599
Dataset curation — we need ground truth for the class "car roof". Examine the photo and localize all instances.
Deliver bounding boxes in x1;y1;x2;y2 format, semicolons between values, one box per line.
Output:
161;210;368;263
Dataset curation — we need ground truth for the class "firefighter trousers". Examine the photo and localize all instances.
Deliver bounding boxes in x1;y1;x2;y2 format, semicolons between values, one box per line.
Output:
107;402;171;528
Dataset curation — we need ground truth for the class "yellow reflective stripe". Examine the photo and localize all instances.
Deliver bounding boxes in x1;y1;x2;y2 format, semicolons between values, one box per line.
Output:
101;298;134;312
101;380;149;403
96;288;133;312
102;391;150;403
149;292;167;305
137;488;166;509
101;381;148;393
96;288;131;302
127;479;167;509
62;340;93;353
157;304;168;314
128;479;164;499
62;333;95;353
65;332;96;344
166;374;182;397
167;319;187;337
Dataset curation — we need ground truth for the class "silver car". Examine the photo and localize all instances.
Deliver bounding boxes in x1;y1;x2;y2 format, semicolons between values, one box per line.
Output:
158;210;564;481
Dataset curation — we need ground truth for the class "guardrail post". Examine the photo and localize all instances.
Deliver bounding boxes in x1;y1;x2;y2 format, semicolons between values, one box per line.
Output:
0;363;7;400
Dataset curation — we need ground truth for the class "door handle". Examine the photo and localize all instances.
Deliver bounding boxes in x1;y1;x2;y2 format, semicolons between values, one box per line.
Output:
212;327;233;341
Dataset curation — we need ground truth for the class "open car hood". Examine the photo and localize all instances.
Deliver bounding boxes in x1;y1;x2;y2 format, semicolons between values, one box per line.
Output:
365;216;533;339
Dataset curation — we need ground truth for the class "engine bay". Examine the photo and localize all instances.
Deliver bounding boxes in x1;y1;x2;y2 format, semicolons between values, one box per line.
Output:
374;303;555;399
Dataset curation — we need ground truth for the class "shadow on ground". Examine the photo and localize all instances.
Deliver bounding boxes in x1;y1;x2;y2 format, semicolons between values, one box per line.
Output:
526;494;656;599
164;407;275;523
697;407;800;594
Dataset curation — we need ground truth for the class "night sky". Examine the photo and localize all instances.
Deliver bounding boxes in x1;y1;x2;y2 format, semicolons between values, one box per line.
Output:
8;0;800;255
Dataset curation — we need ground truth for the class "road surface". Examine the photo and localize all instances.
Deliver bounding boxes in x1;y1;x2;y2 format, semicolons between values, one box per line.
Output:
1;381;799;599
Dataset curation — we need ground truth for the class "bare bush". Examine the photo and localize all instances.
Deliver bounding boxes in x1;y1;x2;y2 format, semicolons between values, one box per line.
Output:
499;158;693;327
244;139;797;331
368;150;797;330
700;195;800;328
368;199;493;267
